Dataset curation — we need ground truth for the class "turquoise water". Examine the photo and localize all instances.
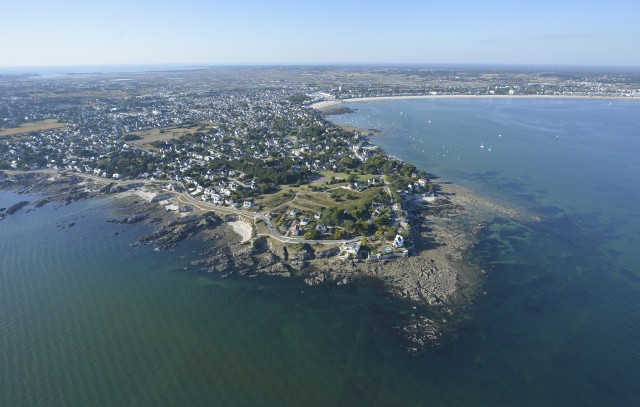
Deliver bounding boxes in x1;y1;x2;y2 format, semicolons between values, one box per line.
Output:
2;98;640;406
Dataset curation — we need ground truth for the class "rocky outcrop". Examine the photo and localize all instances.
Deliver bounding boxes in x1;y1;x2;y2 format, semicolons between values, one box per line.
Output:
315;247;340;258
121;214;147;224
6;201;30;215
1;171;492;353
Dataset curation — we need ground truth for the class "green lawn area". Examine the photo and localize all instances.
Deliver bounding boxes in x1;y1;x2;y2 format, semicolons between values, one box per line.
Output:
295;186;385;212
253;185;305;210
311;171;380;186
254;173;387;215
331;186;385;209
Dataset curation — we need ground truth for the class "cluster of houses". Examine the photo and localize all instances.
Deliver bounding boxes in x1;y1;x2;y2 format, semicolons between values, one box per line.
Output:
340;233;406;259
1;80;371;196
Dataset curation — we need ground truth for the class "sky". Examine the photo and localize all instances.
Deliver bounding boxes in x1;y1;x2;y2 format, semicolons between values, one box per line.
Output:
2;0;639;67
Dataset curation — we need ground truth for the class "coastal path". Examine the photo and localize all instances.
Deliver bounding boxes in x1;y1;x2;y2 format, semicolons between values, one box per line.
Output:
177;192;361;246
2;169;361;246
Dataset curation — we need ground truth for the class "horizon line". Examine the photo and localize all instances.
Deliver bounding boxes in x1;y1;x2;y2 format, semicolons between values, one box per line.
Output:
2;62;640;70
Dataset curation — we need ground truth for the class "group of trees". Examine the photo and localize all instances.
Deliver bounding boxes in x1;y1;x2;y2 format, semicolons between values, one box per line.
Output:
96;149;157;177
316;187;394;238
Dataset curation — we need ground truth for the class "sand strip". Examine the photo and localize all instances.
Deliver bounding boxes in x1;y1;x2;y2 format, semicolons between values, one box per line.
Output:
228;219;253;243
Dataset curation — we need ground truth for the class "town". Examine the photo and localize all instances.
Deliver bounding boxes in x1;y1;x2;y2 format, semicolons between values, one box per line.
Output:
0;67;444;258
2;65;639;257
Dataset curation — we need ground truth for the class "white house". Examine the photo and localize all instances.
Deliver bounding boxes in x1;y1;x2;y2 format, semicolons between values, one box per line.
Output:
343;241;361;255
393;234;404;248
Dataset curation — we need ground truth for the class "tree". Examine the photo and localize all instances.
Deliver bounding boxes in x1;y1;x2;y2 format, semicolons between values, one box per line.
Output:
354;220;370;235
401;163;417;178
305;229;320;240
321;206;343;226
333;229;346;239
385;226;399;241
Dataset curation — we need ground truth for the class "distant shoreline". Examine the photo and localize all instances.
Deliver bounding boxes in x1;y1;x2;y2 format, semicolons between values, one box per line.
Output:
344;94;640;102
311;94;640;112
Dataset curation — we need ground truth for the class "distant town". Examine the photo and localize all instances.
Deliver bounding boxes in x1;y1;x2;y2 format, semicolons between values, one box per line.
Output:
2;65;639;257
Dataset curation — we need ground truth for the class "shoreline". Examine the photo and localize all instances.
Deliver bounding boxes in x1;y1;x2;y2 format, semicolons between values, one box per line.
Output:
311;93;640;112
344;94;640;102
0;131;529;350
0;175;507;352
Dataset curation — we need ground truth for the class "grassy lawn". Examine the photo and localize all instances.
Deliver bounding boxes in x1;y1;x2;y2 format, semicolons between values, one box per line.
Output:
253;185;303;210
295;191;336;208
254;172;387;216
255;220;271;236
311;170;380;187
328;186;385;209
267;186;386;216
286;201;324;213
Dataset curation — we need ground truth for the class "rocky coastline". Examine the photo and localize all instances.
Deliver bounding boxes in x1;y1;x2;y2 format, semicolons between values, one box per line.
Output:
1;168;528;351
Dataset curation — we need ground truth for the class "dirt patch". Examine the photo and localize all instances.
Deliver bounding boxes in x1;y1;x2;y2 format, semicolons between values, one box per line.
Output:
0;120;71;138
125;122;218;150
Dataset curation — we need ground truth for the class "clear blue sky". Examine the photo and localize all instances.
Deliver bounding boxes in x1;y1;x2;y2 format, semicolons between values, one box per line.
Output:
2;0;639;67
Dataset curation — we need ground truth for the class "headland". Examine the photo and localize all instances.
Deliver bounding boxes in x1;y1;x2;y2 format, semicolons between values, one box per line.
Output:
2;64;635;349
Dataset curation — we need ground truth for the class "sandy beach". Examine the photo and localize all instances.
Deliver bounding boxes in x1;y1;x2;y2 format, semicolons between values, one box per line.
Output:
228;219;253;243
312;94;639;113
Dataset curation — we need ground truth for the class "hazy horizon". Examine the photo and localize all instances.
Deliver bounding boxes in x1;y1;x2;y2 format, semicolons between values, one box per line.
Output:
3;0;639;68
2;63;639;77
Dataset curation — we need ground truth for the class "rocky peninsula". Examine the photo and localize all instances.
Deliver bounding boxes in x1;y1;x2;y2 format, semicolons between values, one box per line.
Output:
1;66;563;351
0;165;531;351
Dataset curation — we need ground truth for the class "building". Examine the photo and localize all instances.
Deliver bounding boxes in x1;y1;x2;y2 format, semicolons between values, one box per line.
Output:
342;241;361;255
393;234;404;248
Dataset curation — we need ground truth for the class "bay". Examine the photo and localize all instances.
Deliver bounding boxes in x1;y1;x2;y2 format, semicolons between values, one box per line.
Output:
2;97;640;406
331;97;640;405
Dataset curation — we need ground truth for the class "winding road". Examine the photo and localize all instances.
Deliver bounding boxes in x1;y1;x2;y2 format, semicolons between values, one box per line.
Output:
3;168;361;245
177;192;360;245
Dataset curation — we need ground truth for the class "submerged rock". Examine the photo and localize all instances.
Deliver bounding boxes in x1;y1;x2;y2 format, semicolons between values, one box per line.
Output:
6;201;30;215
122;214;146;224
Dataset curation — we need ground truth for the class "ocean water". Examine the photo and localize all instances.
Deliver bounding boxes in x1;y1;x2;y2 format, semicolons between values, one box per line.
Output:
331;97;640;405
2;97;640;406
0;193;440;406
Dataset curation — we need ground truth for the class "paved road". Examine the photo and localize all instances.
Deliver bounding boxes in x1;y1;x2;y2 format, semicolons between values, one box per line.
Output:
178;192;360;245
4;169;360;246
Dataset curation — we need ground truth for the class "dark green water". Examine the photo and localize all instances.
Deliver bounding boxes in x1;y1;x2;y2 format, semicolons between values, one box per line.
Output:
1;194;444;406
2;98;640;406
